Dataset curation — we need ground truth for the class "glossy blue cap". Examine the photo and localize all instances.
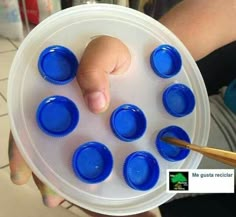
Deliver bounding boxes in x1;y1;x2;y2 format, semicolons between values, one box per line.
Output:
150;44;182;78
163;83;195;117
36;96;79;137
38;45;79;85
110;104;147;142
123;151;159;191
224;79;236;114
72;142;113;183
156;126;190;161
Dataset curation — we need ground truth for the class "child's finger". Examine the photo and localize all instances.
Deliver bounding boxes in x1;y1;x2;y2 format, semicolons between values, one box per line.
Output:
32;174;64;208
8;132;32;185
77;36;131;114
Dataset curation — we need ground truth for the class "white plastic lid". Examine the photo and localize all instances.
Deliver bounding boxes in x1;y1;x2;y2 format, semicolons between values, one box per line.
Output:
8;4;210;216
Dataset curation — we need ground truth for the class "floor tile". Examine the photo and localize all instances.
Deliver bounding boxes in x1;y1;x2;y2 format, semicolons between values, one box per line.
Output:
0;37;16;52
0;95;7;115
0;51;16;80
8;39;22;49
0;167;78;217
68;206;91;217
0;79;8;100
0;115;10;166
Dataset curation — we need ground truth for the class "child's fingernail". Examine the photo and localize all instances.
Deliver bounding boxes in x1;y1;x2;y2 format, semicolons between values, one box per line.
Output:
85;91;106;113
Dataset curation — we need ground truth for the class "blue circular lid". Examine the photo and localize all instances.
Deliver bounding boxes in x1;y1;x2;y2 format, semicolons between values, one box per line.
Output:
110;104;147;142
156;126;190;161
36;95;79;137
72;142;113;183
38;45;79;85
150;44;182;78
224;79;236;114
123;151;159;191
162;83;195;117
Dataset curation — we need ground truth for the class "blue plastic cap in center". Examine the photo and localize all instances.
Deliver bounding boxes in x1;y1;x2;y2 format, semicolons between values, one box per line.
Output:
36;95;79;137
150;44;182;78
110;104;147;142
156;125;190;161
72;142;113;183
123;151;159;191
38;45;79;85
162;83;195;117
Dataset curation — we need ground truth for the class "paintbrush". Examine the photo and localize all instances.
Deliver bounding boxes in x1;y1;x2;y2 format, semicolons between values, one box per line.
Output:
162;137;236;167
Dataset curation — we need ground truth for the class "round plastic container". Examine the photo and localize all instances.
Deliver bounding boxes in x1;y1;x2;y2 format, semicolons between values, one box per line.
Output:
8;4;210;216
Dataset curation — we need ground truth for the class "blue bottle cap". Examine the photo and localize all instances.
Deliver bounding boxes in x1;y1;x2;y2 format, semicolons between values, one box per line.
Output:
38;45;79;85
224;79;236;114
36;95;79;137
156;126;190;161
110;104;147;142
72;142;113;183
123;151;159;191
150;44;182;78
162;83;195;117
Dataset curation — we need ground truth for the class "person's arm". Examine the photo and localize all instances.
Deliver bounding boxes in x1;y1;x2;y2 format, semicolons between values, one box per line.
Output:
159;0;236;61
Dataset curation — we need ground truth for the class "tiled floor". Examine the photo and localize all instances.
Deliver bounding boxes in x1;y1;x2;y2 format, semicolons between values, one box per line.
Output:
0;36;162;217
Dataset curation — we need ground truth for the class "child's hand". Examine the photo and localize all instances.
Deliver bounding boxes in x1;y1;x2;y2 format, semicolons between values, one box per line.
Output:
8;36;131;208
77;36;131;113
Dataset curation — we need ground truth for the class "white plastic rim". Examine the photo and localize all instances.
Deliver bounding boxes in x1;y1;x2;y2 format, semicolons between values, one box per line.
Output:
8;4;210;216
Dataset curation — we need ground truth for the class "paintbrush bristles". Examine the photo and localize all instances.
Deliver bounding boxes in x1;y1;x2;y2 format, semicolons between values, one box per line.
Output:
161;137;236;167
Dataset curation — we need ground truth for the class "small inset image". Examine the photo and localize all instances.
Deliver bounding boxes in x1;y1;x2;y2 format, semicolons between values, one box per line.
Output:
168;171;189;191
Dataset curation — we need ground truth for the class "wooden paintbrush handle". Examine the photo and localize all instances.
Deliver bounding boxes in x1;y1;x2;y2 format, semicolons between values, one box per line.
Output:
163;137;236;167
195;147;236;167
